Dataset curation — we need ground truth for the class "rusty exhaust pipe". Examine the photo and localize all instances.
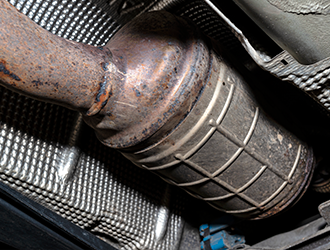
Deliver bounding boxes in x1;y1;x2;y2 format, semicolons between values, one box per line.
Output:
0;0;314;219
0;0;114;113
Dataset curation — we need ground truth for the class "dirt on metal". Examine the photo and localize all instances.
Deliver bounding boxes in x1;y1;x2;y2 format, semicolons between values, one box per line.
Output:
0;0;316;219
0;0;113;112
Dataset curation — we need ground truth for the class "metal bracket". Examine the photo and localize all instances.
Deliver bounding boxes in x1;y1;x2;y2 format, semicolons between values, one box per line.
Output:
204;0;330;112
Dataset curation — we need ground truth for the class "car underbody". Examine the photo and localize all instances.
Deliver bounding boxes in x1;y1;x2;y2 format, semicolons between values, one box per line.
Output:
1;0;330;249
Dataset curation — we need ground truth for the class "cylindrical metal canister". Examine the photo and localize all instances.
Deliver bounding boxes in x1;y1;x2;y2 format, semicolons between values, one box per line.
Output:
0;2;314;219
120;49;314;219
103;12;315;220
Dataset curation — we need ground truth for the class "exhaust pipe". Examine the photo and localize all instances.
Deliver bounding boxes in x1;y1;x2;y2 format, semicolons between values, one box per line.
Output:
0;0;314;219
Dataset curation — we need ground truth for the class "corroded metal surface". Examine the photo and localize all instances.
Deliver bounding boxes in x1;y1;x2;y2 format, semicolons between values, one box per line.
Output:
0;0;112;112
122;48;315;219
0;0;315;220
0;1;189;249
0;1;208;149
85;11;209;148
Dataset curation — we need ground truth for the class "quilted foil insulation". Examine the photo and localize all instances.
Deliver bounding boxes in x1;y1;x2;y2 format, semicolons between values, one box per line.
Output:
0;0;247;249
0;86;186;249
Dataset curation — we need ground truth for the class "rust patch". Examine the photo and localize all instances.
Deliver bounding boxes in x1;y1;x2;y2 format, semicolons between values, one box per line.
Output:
32;80;59;89
0;0;112;111
0;61;21;81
